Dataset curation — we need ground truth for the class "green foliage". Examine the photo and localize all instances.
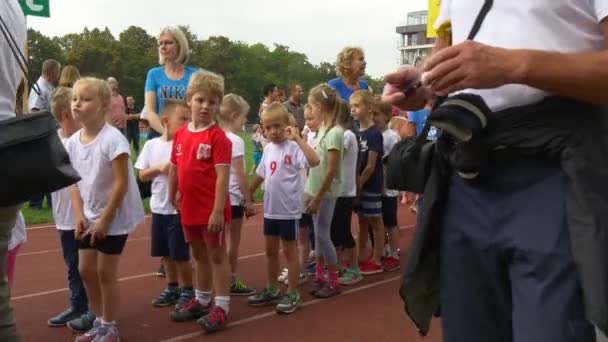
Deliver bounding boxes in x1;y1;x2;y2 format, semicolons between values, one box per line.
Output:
26;26;376;119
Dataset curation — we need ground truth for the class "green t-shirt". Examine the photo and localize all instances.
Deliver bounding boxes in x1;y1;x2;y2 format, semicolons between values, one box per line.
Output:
305;126;344;198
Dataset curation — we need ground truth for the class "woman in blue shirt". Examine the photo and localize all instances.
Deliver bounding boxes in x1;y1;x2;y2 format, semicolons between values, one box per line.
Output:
144;26;197;139
328;47;370;102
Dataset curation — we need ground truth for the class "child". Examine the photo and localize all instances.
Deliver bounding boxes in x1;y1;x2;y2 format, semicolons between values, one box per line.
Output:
167;71;233;333
373;98;401;272
134;99;195;313
350;90;385;275
247;103;319;314
249;125;264;176
332;103;361;286
67;78;145;342
299;104;319;277
217;94;256;296
304;85;345;298
46;87;90;329
6;211;25;289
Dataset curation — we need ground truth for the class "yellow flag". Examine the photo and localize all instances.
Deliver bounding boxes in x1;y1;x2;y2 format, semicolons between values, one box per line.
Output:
426;0;441;38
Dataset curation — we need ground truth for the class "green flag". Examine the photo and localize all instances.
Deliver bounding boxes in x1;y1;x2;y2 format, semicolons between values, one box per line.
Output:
19;0;50;18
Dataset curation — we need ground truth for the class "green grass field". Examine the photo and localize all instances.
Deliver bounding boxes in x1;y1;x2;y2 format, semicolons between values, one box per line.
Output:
22;131;261;225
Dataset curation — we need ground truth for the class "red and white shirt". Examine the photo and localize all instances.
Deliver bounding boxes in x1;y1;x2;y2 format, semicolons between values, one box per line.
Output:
170;123;232;226
257;140;309;220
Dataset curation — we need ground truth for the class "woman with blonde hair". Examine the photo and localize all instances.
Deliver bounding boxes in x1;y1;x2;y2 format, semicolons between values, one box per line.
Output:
58;65;80;88
144;26;199;139
328;47;370;102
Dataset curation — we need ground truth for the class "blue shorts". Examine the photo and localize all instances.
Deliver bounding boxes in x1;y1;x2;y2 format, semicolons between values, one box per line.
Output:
264;218;299;241
151;213;190;261
356;192;383;218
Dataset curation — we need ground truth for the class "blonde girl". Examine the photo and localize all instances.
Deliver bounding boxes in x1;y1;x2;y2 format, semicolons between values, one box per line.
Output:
67;77;144;342
304;84;345;298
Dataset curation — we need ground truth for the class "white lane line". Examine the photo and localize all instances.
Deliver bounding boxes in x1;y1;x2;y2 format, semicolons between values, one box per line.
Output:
25;203;266;231
12;225;413;301
18;237;152;257
159;276;401;342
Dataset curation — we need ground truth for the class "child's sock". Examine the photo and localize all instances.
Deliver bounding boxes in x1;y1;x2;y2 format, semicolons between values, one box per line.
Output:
231;273;237;284
328;271;339;288
101;319;116;327
168;282;179;291
349;263;360;273
391;249;400;259
215;296;231;315
195;289;212;306
315;263;324;281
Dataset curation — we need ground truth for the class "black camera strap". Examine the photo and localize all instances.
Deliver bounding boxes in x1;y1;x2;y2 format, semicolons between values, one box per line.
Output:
0;12;41;95
416;0;493;144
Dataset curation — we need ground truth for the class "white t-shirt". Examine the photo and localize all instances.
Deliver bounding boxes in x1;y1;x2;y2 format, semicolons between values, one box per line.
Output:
437;0;608;111
0;1;26;120
257;140;309;220
51;130;76;230
28;77;54;112
9;211;26;251
382;129;401;197
226;132;245;206
340;129;358;198
66;124;144;235
134;137;176;215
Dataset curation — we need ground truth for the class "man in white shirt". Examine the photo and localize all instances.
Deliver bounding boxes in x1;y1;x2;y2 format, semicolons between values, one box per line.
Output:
27;59;60;210
0;2;27;341
384;1;608;341
28;59;60;113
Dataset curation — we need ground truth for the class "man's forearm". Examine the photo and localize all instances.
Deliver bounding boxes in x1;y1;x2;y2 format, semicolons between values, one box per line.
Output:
513;49;608;104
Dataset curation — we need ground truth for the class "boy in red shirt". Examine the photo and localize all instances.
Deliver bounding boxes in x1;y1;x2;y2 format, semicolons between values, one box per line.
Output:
168;71;232;334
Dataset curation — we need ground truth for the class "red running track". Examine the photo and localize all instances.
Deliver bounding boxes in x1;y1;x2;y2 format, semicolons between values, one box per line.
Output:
12;204;443;342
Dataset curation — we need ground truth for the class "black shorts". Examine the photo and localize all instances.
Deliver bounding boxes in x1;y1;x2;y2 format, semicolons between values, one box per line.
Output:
330;197;356;249
382;196;398;228
231;205;244;220
299;213;314;228
264;218;298;241
79;234;128;255
151;213;190;261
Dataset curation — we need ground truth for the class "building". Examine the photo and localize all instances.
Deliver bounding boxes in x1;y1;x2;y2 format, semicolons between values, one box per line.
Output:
396;10;435;66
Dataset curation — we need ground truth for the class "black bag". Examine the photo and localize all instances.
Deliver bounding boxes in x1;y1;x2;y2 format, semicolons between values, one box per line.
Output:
385;123;434;194
0;13;81;206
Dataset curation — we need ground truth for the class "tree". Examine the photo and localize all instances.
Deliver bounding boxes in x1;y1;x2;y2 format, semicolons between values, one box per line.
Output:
27;26;372;122
27;29;64;79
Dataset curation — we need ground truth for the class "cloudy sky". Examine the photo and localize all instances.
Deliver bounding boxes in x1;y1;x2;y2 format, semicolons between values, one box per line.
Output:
27;0;427;78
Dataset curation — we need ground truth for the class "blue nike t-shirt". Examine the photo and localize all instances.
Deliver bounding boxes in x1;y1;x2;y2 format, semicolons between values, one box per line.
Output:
328;77;370;102
144;65;198;138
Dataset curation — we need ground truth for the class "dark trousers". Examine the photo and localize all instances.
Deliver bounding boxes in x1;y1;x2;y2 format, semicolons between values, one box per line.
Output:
440;159;596;342
29;193;52;210
59;230;88;313
126;120;140;153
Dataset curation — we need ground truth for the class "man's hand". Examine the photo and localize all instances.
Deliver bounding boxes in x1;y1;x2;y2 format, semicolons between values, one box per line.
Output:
382;66;432;111
422;40;519;96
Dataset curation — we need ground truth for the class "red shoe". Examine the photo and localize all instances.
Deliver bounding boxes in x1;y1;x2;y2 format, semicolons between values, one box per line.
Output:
359;260;383;275
197;307;227;334
382;256;400;272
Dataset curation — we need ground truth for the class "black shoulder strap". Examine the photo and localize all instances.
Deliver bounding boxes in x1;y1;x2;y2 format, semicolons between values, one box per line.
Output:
0;13;41;95
467;0;493;40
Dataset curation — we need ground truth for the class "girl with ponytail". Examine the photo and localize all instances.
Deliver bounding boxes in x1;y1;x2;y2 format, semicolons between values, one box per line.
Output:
304;84;345;298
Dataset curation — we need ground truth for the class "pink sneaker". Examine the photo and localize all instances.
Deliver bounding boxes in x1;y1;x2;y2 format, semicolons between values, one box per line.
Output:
74;320;101;342
96;325;121;342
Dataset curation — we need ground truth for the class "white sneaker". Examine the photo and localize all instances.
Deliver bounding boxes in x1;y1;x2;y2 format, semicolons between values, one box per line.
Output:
284;273;307;285
277;268;289;283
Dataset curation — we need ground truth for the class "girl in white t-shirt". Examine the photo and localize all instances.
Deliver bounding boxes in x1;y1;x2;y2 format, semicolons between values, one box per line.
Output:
67;78;145;342
218;94;256;296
